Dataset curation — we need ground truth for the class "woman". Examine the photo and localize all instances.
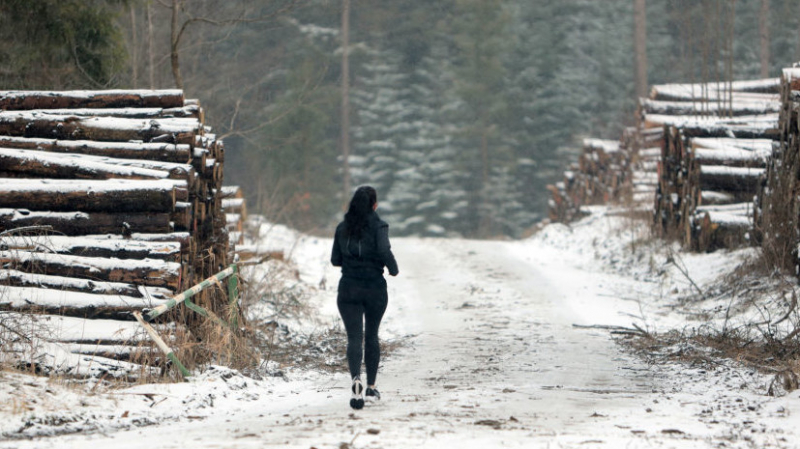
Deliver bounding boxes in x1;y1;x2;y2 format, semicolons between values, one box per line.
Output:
331;186;399;410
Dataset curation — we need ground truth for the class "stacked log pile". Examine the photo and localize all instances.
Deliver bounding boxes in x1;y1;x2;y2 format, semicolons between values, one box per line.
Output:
644;79;781;250
0;90;237;379
547;139;625;222
759;67;800;272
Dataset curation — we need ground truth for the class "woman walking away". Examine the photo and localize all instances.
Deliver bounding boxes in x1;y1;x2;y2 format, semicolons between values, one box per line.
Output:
332;186;399;410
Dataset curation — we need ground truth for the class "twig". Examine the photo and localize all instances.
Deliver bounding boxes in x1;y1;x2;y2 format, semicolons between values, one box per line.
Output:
666;250;705;299
772;290;797;327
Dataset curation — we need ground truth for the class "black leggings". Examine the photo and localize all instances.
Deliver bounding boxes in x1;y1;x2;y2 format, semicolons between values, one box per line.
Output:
337;276;388;386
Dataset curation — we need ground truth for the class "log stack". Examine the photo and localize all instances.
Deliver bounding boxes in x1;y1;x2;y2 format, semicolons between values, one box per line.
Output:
546;139;626;222
0;90;239;379
758;67;800;272
643;79;781;250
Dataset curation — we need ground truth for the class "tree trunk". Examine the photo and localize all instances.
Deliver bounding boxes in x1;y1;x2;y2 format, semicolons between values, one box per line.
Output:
0;209;172;235
759;0;770;78
634;0;648;99
0;251;181;290
0;90;184;110
1;235;181;261
130;5;138;88
0;136;192;162
171;0;184;89
0;286;164;321
0;148;171;180
0;179;187;213
698;165;764;192
147;1;155;89
341;0;351;205
0;269;172;299
0;112;201;144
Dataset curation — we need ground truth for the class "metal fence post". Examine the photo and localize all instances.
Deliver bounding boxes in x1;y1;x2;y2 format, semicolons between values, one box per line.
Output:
227;264;240;328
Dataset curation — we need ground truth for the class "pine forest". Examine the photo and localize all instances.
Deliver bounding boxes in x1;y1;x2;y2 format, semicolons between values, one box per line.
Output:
1;0;799;238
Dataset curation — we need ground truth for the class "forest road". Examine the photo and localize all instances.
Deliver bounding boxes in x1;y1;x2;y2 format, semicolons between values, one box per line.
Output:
20;238;727;448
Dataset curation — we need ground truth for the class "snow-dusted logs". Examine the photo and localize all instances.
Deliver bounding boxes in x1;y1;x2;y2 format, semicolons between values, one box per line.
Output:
0;179;188;213
0;136;192;163
0;90;184;110
0;286;168;320
0;235;181;261
640;99;781;117
695;166;765;194
0;147;197;185
0;209;172;235
0;148;172;180
758;67;800;272
0;270;172;299
31;104;202;120
0;251;181;290
0;112;202;145
692;203;754;252
643;114;780;140
690;138;773;167
648;78;781;101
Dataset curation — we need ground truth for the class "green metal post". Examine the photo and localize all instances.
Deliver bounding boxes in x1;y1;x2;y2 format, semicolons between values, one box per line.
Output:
145;265;236;322
227;264;240;328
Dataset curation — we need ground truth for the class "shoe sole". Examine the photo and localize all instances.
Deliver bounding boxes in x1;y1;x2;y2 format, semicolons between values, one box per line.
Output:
350;398;365;409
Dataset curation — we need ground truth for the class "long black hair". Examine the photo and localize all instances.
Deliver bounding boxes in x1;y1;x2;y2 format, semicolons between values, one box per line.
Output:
344;185;377;238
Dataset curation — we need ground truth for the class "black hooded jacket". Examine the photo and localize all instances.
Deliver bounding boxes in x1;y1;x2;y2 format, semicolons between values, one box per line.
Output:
331;211;399;280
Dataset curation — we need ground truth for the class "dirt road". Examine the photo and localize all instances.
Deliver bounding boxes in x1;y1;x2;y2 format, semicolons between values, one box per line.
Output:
7;237;791;448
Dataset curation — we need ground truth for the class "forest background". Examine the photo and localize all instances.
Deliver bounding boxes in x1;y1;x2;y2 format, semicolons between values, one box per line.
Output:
1;0;798;238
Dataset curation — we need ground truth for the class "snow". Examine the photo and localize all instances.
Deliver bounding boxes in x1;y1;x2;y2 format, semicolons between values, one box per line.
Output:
1;235;181;258
2;209;800;447
0;286;166;310
0;136;191;158
645;113;779;128
0;148;170;179
0;250;181;276
0;178;187;194
700;165;765;177
0;90;183;100
583;138;620;153
0;112;201;135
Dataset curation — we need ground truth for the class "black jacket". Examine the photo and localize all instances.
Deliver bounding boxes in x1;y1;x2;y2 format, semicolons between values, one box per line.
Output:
331;211;399;280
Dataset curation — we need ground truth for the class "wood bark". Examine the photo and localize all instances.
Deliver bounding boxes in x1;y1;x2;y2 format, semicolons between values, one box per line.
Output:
1;235;181;261
0;136;192;163
0;90;184;110
698;166;764;193
0;148;171;180
0;179;187;212
341;0;351;204
634;0;648;99
0;209;172;235
759;0;770;79
0;269;172;299
0;112;201;145
0;251;181;290
30;105;202;120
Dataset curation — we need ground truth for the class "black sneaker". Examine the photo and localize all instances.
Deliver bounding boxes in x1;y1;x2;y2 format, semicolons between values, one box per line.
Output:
365;387;381;402
350;378;364;410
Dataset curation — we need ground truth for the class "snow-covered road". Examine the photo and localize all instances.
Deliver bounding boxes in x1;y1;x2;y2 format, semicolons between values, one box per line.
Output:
4;228;799;448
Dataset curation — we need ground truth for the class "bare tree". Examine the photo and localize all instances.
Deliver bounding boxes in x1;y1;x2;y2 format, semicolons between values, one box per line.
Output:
157;0;302;89
759;0;770;78
633;0;647;99
341;0;351;205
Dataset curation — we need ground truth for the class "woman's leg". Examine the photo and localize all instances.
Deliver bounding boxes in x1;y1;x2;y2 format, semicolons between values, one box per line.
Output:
363;282;388;387
338;279;365;381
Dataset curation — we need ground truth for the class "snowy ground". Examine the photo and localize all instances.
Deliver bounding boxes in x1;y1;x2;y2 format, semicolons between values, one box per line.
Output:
1;207;800;448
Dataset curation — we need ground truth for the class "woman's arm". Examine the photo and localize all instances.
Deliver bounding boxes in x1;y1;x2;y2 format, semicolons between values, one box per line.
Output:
377;224;399;276
331;226;343;267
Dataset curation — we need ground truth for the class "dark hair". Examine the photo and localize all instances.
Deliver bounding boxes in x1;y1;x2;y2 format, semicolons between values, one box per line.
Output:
344;186;377;238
